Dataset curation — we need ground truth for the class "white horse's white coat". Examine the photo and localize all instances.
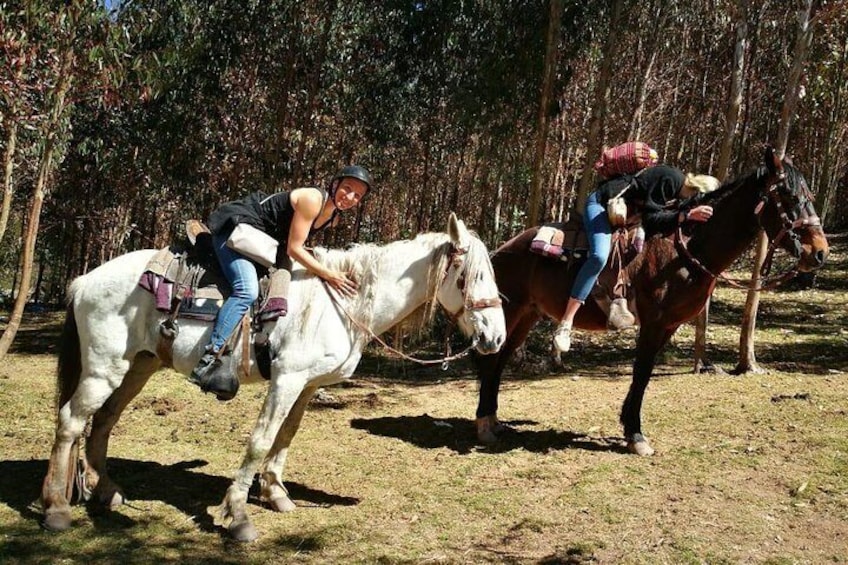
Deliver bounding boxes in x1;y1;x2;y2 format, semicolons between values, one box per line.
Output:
41;214;505;541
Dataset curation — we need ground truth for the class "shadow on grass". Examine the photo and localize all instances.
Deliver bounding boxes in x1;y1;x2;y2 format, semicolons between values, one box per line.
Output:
0;457;358;534
350;414;629;455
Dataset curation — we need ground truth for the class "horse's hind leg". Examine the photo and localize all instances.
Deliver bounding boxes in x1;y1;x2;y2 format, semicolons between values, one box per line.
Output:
42;372;125;531
220;374;307;542
621;323;676;456
259;384;319;513
85;352;161;509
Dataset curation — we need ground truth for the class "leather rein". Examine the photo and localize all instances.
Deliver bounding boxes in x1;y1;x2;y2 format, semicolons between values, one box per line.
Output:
674;170;821;291
326;243;502;368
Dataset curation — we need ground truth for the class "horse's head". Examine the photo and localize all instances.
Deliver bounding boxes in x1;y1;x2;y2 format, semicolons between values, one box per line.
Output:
758;147;829;272
437;213;506;354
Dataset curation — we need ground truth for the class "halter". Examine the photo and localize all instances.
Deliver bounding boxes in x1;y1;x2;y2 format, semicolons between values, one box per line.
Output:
675;169;821;291
325;242;501;368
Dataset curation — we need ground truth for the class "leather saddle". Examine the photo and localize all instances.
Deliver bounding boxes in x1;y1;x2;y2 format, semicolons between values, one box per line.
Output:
530;216;640;329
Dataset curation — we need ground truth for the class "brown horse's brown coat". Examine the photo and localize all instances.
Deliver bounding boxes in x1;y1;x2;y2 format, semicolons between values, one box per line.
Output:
475;149;829;453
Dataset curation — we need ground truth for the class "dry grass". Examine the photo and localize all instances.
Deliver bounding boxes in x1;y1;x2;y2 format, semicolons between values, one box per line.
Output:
1;235;847;564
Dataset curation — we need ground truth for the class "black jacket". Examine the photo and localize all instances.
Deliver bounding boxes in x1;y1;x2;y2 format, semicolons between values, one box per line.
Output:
595;165;689;235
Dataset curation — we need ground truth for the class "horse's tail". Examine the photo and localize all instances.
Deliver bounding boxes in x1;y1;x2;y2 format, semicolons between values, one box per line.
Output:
56;280;83;410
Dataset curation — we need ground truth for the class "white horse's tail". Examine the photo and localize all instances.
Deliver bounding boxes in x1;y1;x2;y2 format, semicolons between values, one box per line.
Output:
56;280;83;410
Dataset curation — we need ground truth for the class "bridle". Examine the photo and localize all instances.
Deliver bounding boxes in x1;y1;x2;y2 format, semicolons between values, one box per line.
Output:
325;242;501;368
675;169;821;291
440;245;503;320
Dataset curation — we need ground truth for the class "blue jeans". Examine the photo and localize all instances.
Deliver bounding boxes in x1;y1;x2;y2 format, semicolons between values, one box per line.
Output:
208;233;260;352
571;191;612;302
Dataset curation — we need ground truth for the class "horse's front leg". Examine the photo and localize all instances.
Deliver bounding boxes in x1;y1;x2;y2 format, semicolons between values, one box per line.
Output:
220;373;307;542
85;352;160;509
620;323;676;456
259;384;319;513
475;309;539;445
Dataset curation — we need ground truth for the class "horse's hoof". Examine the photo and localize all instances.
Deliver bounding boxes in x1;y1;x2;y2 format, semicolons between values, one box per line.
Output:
475;417;498;445
477;429;498;445
267;496;296;513
42;509;73;532
229;520;259;542
489;417;508;435
627;440;655;456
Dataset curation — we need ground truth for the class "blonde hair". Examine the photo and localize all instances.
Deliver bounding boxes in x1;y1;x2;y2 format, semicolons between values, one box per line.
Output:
681;173;720;198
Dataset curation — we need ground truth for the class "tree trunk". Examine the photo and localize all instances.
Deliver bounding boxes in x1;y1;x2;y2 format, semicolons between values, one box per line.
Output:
715;0;748;181
694;0;748;373
292;0;338;183
735;0;817;374
818;32;848;226
735;230;768;374
527;0;562;228
0;24;76;360
575;0;625;210
0;122;19;246
0;62;25;245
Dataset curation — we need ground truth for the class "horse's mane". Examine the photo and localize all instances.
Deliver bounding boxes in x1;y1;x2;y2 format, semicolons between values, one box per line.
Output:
313;229;492;337
314;233;454;336
699;160;809;209
698;167;760;207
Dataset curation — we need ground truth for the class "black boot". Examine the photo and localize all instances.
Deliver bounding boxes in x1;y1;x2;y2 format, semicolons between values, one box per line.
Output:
189;351;240;401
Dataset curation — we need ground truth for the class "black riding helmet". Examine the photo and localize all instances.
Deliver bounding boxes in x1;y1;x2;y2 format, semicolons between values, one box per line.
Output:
331;165;373;195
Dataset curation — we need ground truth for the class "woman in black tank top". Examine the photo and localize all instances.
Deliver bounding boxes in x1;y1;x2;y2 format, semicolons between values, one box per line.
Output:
190;165;374;400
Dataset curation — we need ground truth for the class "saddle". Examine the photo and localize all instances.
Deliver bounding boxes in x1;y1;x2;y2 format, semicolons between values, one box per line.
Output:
137;220;289;379
530;217;639;329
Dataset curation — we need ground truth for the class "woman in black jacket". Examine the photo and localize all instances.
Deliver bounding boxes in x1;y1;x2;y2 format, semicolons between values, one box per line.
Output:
553;165;717;353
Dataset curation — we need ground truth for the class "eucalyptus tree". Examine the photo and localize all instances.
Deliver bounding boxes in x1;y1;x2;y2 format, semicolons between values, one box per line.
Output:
0;0;120;359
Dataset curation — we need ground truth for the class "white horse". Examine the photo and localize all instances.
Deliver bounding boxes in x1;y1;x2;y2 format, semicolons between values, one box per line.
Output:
41;213;505;541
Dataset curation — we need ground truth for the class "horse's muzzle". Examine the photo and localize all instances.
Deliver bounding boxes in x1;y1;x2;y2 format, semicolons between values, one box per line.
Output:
799;235;829;272
475;331;505;355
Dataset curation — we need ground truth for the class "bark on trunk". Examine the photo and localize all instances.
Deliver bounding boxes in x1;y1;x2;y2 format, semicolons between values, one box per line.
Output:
736;0;817;374
0;9;77;359
694;0;748;372
527;0;562;228
576;0;625;210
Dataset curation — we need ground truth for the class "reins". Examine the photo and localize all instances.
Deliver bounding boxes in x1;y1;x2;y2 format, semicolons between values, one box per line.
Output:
324;244;501;369
674;170;820;291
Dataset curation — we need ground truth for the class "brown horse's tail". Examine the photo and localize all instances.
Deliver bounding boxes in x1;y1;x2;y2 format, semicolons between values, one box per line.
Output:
56;296;82;410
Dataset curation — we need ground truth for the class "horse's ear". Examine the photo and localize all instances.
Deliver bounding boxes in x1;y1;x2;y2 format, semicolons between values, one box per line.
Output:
447;212;469;248
764;145;784;176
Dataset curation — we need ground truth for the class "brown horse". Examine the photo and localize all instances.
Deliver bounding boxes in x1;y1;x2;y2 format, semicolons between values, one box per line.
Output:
474;147;829;455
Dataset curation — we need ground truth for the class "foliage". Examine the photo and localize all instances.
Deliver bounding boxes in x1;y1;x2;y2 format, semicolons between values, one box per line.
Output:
0;0;847;301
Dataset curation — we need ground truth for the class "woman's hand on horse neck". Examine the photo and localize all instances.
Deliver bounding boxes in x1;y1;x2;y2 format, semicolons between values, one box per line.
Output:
680;205;714;224
288;187;358;297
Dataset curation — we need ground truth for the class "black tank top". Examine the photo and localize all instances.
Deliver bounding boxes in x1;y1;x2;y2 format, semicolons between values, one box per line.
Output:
207;188;336;247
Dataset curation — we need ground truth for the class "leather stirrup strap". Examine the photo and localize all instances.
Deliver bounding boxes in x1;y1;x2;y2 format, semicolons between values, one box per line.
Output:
239;314;251;382
156;288;186;368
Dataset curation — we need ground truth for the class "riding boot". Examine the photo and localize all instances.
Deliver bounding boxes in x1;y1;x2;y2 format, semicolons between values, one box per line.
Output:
553;322;572;353
188;349;240;401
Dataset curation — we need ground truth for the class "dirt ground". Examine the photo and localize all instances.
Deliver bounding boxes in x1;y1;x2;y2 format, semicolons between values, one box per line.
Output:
0;235;846;564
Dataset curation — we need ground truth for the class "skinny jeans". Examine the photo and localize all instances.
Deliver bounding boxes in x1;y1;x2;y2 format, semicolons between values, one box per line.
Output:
208;233;260;351
571;191;612;302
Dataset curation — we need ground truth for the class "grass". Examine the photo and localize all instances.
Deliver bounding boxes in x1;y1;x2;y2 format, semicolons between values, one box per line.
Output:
1;235;847;563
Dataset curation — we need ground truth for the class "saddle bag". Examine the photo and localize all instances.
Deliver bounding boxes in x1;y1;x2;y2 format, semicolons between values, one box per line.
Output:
607;183;632;228
226;223;279;268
